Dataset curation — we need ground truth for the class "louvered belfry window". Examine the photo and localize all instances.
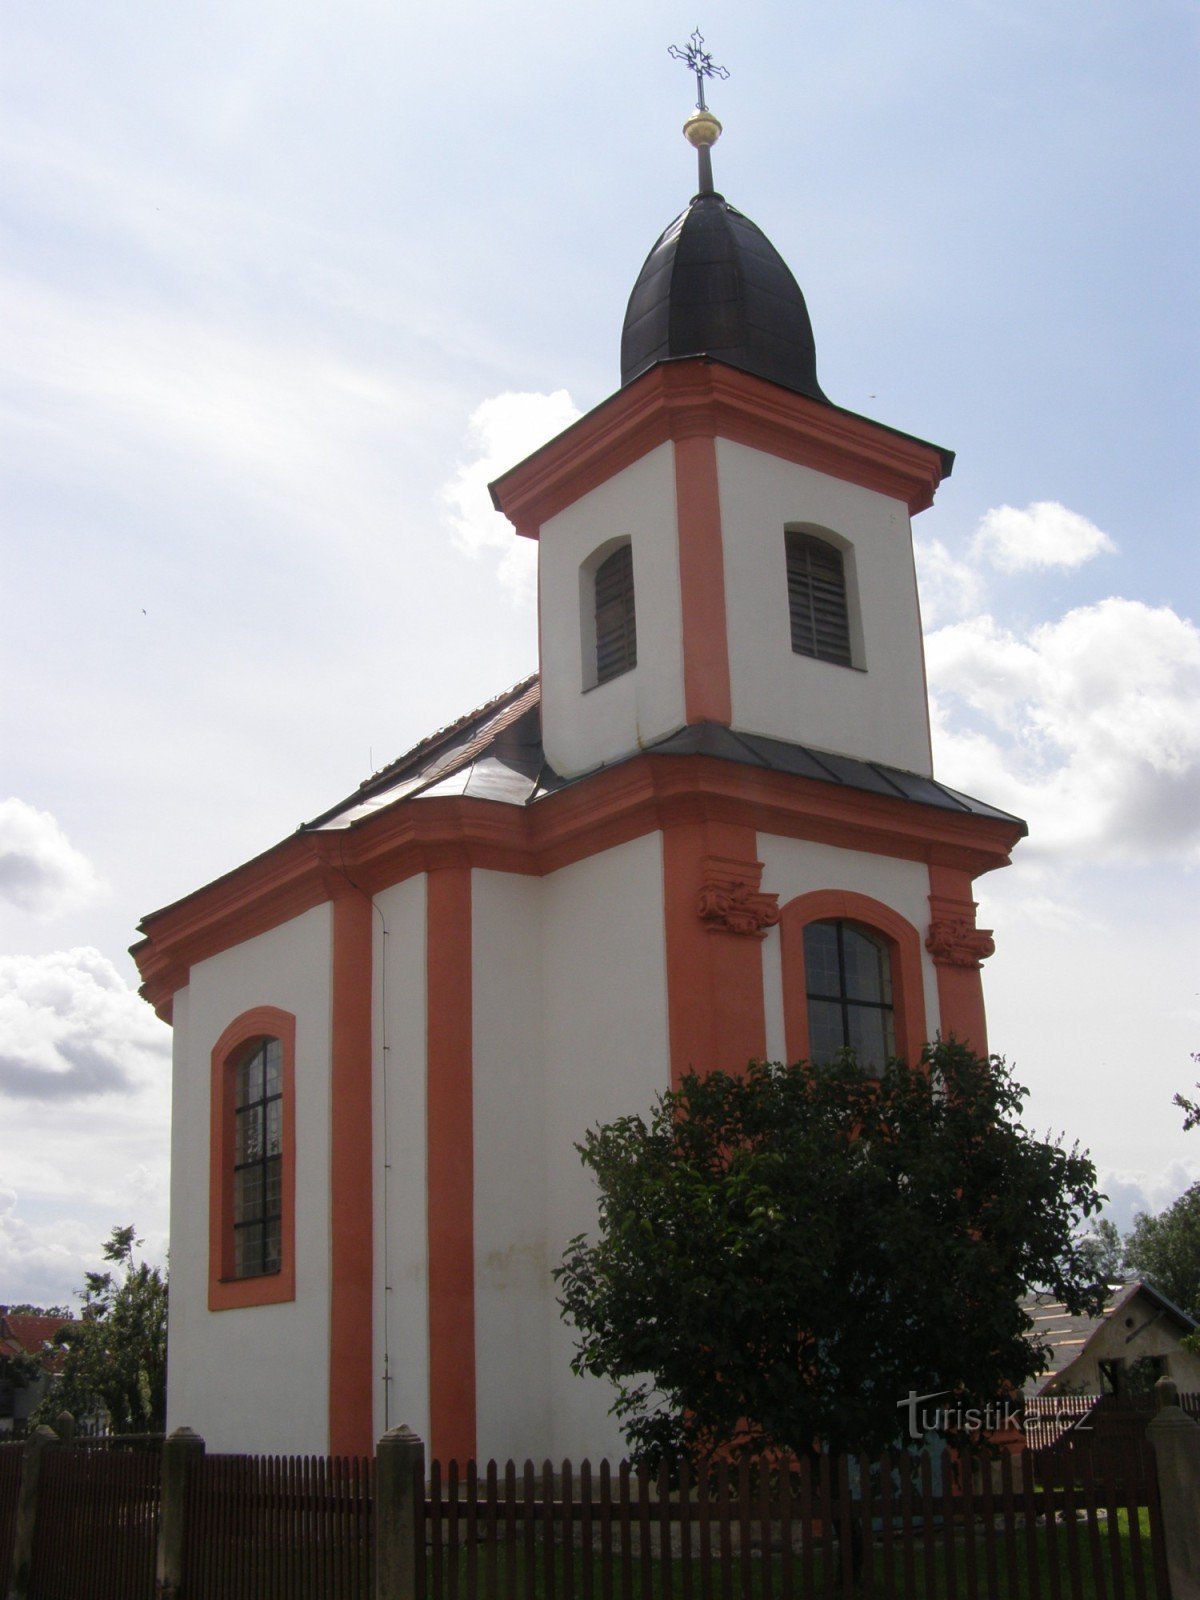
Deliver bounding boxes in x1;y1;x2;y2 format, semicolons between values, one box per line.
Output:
786;531;853;666
594;543;637;685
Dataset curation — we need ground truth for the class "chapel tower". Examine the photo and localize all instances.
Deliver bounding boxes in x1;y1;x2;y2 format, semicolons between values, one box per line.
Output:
492;83;948;785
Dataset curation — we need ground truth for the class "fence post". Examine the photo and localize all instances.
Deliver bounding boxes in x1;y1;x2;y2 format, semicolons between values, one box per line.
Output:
6;1424;56;1600
375;1424;425;1600
155;1425;205;1600
1146;1376;1200;1600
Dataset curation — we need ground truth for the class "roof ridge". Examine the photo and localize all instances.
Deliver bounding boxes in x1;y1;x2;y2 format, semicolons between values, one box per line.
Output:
359;673;540;794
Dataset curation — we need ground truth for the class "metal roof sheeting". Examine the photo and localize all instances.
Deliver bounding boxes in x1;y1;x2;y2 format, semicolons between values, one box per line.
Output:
305;678;1025;836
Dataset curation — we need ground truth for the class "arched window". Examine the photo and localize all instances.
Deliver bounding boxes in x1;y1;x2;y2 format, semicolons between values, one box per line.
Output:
786;530;852;666
803;920;896;1070
779;890;927;1071
209;1006;296;1311
231;1036;283;1279
593;542;637;685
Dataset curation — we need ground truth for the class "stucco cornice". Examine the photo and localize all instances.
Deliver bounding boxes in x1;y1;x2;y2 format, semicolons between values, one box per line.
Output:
132;752;1021;1022
488;360;949;537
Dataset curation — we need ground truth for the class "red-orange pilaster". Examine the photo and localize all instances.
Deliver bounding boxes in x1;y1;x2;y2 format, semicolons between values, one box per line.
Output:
328;890;375;1456
663;817;771;1086
926;863;994;1055
673;432;733;727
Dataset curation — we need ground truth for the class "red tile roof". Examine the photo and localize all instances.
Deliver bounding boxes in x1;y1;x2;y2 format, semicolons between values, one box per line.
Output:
0;1312;75;1359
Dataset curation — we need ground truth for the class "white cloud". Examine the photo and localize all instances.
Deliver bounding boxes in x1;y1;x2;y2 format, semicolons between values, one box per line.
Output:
0;947;170;1102
0;800;105;918
971;500;1116;573
927;597;1200;861
1098;1164;1200;1235
914;536;986;626
440;389;582;600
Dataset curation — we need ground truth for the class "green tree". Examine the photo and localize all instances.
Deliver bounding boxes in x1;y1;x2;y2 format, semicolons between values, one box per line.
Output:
1173;1052;1200;1132
1123;1185;1200;1320
31;1225;168;1434
1076;1217;1126;1284
555;1043;1105;1464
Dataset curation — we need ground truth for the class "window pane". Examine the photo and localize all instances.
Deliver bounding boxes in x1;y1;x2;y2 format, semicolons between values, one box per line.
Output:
235;1105;263;1165
264;1158;282;1220
234;1166;263;1223
847;1004;890;1073
237;1044;264;1108
842;927;891;1004
264;1038;282;1098
803;922;841;998
808;999;845;1066
264;1221;282;1275
265;1098;283;1157
235;1223;263;1279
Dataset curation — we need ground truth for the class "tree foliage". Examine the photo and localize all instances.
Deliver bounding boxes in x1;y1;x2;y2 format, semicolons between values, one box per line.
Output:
1173;1052;1200;1133
1123;1186;1200;1321
556;1043;1105;1463
1076;1218;1126;1284
31;1225;168;1434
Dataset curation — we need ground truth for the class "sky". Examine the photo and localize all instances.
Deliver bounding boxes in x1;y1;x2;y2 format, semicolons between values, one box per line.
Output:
1;0;1196;1308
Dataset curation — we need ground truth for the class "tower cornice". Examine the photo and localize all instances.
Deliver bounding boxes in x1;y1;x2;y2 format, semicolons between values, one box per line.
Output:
489;359;952;538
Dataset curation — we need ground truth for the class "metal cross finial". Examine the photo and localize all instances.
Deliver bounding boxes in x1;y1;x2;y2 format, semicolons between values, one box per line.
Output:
668;29;729;112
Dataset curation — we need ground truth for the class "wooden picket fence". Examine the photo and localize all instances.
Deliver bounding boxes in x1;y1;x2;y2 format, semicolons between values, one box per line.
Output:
1;1427;1181;1599
0;1441;22;1585
182;1450;374;1599
26;1439;161;1600
419;1442;1171;1599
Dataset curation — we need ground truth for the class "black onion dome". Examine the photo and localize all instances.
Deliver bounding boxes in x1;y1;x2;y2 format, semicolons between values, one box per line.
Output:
620;192;828;402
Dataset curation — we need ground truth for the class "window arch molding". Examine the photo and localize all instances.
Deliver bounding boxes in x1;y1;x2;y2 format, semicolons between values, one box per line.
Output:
783;523;864;670
778;890;926;1068
209;1005;297;1311
579;535;637;690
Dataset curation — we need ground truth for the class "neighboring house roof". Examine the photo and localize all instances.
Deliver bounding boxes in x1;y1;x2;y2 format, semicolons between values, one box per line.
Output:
305;675;1025;835
1022;1279;1198;1395
0;1311;75;1365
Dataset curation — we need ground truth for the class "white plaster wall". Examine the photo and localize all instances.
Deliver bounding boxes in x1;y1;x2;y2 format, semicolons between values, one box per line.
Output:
164;985;193;1438
166;904;333;1454
755;836;940;1056
373;876;430;1444
540;833;672;1459
471;871;550;1462
717;438;934;775
538;444;685;777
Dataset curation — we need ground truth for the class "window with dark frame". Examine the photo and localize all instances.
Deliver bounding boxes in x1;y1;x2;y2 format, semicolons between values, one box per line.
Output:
803;919;896;1072
594;542;637;685
232;1037;283;1278
786;531;853;666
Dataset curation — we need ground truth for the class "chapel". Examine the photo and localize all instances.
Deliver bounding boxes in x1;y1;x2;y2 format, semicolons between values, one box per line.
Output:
133;84;1024;1463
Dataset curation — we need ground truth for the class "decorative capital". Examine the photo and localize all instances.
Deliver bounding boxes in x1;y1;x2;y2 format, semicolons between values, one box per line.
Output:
926;918;995;969
697;856;779;938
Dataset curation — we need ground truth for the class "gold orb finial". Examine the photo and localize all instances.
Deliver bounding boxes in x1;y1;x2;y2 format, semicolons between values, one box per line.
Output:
683;109;722;150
